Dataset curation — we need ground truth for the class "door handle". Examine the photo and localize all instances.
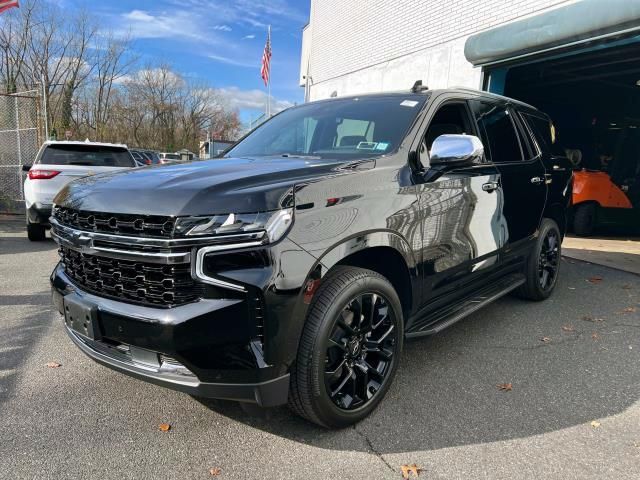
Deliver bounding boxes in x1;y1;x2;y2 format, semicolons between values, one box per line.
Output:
552;165;566;171
482;181;499;192
530;176;544;185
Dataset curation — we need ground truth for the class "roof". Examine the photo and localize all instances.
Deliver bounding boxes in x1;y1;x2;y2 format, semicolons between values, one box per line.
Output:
304;87;540;112
43;140;128;149
446;87;539;111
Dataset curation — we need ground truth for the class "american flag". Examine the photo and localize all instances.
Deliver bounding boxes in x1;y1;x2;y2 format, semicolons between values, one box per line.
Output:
0;0;19;14
260;26;272;87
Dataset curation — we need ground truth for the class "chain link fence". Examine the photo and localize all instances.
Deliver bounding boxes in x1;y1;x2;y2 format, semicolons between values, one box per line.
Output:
0;89;43;214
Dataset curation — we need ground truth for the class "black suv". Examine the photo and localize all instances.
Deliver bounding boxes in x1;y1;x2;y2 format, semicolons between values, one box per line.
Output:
50;87;572;428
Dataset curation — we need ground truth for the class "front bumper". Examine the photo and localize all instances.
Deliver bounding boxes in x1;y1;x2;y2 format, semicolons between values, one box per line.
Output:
27;202;53;225
51;265;290;406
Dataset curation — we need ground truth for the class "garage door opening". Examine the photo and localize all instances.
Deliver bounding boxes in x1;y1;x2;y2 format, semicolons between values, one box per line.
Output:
492;42;640;236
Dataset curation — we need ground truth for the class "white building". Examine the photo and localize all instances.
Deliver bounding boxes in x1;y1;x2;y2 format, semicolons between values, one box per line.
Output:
300;0;640;99
300;0;572;100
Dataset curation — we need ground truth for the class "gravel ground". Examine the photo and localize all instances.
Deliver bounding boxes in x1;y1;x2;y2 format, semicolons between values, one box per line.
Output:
1;218;639;480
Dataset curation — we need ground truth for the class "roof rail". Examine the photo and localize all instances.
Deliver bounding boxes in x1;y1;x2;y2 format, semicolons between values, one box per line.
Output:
411;80;429;93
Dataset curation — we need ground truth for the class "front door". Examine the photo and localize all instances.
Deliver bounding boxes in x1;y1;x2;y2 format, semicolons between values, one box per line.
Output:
413;100;506;307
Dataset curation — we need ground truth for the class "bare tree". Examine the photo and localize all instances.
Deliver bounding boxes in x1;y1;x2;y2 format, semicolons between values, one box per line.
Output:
0;0;37;92
0;1;242;149
88;32;136;141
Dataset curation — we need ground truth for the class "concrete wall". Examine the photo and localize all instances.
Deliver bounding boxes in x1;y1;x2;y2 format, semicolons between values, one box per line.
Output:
302;0;573;101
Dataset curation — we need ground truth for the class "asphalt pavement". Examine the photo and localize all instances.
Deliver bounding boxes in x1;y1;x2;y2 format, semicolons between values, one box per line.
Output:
1;217;639;480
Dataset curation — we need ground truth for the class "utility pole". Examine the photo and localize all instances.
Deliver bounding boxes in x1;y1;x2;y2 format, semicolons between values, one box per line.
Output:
41;73;48;140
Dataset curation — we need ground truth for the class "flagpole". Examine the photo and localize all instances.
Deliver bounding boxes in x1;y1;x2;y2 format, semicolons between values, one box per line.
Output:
267;25;271;118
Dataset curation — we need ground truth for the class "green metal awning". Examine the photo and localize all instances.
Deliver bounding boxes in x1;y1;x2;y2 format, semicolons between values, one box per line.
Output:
464;0;640;66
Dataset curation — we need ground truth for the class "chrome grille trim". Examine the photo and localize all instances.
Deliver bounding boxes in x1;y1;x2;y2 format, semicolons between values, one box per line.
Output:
51;217;265;250
66;327;199;386
193;243;266;292
52;228;191;265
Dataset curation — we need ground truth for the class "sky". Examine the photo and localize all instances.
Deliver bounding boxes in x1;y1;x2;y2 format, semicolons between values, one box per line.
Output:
58;0;310;125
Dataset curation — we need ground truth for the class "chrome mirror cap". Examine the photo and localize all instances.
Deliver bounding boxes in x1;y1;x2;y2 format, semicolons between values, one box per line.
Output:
430;134;484;166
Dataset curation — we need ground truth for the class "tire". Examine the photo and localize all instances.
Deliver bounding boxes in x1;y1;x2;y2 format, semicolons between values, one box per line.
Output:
573;203;596;236
516;218;561;301
288;266;404;428
27;222;46;241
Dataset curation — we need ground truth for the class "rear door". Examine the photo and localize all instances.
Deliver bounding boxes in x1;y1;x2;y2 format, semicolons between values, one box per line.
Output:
470;100;547;250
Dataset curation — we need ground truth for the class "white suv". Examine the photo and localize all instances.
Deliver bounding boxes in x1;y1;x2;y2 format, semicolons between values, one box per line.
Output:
23;141;137;241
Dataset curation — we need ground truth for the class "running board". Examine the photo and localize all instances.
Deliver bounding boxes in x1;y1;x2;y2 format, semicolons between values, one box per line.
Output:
405;273;526;338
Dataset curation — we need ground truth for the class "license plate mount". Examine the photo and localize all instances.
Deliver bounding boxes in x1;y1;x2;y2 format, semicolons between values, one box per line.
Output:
63;294;101;340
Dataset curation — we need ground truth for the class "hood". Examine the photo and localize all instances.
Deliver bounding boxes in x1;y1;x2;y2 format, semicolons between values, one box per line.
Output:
53;156;351;216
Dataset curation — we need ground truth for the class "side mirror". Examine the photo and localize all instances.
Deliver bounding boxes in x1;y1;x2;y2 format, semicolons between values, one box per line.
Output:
429;134;484;167
22;164;32;172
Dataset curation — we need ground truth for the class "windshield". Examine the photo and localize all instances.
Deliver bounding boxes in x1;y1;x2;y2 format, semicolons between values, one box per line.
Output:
226;95;426;159
39;144;136;167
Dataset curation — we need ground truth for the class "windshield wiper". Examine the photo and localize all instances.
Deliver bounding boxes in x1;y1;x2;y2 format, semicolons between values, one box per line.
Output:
279;153;321;159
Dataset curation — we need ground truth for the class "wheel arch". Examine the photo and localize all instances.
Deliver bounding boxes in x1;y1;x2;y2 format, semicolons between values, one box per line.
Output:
293;230;418;328
543;202;570;238
314;231;418;318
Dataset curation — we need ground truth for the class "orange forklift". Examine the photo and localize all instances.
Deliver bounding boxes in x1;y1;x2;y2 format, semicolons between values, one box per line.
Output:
570;123;640;236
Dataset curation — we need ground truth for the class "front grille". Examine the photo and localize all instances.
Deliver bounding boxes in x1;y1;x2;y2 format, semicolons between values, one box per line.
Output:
59;246;202;307
54;206;175;238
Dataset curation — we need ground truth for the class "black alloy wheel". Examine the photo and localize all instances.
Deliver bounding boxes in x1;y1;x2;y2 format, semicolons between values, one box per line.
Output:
516;218;561;301
538;229;560;291
289;266;403;428
324;293;398;411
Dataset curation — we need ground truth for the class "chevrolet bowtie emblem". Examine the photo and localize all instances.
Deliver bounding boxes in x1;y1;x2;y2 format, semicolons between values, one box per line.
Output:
72;231;92;247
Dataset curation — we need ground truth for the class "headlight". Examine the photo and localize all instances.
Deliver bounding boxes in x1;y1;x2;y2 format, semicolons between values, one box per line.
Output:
185;209;293;291
174;208;293;244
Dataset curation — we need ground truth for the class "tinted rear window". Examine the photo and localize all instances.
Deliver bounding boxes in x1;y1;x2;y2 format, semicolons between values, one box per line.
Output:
39;145;136;167
521;113;564;156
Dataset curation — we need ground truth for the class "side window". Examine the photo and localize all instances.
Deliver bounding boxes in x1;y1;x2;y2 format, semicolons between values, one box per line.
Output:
512;111;539;160
420;102;473;166
471;101;523;163
521;112;560;154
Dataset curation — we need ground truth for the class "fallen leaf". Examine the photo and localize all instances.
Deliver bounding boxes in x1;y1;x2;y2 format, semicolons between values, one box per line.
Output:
400;464;422;479
587;276;603;284
209;467;222;476
591;332;600;340
622;284;632;290
581;316;604;323
619;307;637;314
497;383;512;392
591;420;601;428
540;336;551;343
561;325;576;333
45;362;61;368
158;423;171;432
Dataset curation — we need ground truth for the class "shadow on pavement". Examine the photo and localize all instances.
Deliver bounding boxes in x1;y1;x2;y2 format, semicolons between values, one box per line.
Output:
0;292;54;404
0;222;56;255
0;217;26;233
197;265;639;454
